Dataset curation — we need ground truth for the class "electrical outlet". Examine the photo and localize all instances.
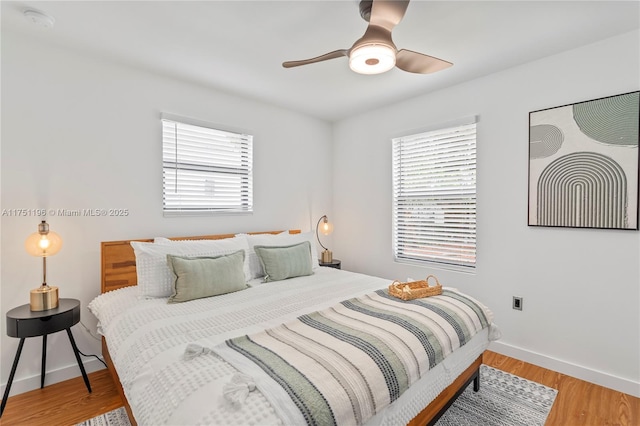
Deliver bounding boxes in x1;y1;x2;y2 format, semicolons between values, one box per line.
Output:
513;296;523;311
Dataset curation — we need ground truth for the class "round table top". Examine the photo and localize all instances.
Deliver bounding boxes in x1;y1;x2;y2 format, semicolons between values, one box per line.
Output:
6;298;80;320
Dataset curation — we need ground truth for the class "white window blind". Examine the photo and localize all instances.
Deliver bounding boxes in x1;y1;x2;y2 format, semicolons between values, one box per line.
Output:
162;118;253;216
392;122;477;269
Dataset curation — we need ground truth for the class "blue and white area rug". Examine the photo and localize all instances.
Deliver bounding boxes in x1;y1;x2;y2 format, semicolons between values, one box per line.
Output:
77;365;557;426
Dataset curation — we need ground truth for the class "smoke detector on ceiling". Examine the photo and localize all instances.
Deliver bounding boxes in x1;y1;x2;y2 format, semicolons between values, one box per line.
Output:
23;9;55;29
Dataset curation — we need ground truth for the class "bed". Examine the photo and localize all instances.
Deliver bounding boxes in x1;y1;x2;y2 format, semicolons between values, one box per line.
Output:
91;230;500;426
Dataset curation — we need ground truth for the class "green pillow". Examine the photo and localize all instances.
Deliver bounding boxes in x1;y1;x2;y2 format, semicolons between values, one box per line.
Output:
253;241;313;282
167;250;247;303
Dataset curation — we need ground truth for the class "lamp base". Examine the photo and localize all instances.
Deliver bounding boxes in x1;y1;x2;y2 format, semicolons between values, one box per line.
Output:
30;285;59;311
321;249;333;263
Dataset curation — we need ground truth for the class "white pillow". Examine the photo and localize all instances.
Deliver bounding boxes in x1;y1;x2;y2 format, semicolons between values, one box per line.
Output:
241;231;320;279
153;237;173;244
131;236;251;298
153;236;253;280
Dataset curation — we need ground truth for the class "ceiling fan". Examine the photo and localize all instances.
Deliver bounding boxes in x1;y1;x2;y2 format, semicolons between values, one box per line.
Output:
282;0;452;75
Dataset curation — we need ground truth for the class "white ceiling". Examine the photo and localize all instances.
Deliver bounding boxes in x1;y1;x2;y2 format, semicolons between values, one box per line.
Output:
3;1;639;122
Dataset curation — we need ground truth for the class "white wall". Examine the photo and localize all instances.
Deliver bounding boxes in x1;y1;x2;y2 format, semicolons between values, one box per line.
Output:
333;30;640;396
0;32;333;396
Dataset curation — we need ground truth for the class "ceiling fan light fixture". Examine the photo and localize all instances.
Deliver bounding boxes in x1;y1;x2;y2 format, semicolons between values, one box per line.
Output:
349;43;396;75
282;0;451;75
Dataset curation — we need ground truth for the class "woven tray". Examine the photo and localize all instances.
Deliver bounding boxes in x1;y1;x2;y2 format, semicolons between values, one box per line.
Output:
388;275;443;300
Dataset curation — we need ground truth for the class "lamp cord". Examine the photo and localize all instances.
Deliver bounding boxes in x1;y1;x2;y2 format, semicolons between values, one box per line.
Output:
80;320;102;341
77;319;107;368
78;349;107;369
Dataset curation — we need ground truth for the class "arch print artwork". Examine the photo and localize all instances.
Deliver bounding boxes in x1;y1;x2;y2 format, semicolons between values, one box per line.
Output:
528;91;639;230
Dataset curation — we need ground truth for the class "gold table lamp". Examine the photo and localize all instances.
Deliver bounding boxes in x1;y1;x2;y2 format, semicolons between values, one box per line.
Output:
316;215;334;263
25;220;62;311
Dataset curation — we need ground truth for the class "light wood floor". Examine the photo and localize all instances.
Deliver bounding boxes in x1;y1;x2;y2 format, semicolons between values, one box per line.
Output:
482;351;639;426
0;368;121;426
1;351;638;425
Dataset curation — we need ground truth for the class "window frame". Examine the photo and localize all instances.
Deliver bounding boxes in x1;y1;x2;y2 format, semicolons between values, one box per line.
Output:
161;113;253;217
391;117;477;271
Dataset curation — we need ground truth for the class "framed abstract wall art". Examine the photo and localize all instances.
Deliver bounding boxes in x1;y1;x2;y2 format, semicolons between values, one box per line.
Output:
528;91;639;230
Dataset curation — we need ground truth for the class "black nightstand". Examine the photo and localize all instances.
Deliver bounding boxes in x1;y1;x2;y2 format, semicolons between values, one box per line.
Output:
1;298;92;417
319;259;341;269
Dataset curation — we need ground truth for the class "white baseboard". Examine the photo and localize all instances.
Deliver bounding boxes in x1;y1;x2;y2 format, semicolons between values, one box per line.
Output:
0;358;106;399
489;341;640;398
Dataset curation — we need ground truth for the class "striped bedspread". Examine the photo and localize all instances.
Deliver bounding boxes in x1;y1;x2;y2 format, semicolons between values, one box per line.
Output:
215;288;490;426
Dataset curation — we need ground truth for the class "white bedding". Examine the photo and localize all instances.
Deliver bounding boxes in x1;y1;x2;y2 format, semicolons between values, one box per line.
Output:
89;268;498;425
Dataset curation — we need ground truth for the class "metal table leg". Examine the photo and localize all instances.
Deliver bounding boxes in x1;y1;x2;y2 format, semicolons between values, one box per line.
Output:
66;328;92;393
1;338;26;418
41;334;47;388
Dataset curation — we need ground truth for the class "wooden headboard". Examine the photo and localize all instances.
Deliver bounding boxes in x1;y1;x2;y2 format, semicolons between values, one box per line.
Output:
101;230;301;294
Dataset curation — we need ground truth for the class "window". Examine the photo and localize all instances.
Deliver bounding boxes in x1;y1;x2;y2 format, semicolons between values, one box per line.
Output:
392;120;477;269
162;116;253;216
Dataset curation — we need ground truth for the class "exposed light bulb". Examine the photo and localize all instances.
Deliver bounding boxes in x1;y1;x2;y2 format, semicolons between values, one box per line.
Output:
320;218;334;236
25;221;63;257
38;236;51;250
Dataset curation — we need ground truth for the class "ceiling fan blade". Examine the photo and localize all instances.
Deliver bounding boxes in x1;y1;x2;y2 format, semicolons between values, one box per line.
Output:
369;0;410;32
282;49;349;68
395;49;453;74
